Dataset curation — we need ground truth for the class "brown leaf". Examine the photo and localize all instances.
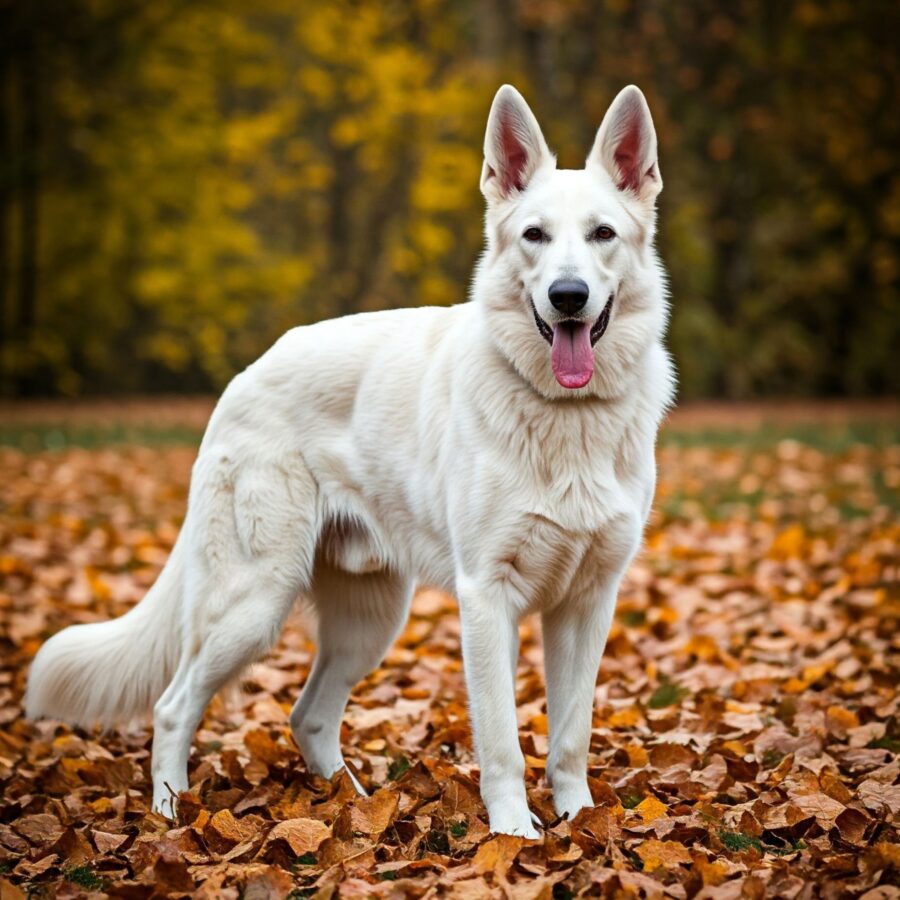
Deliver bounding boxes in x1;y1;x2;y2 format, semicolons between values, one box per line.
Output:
473;834;526;878
12;813;64;847
241;864;294;900
636;838;692;871
649;743;698;771
787;791;845;828
857;780;900;816
347;789;399;836
244;729;292;766
150;842;194;894
264;818;330;856
203;809;257;854
0;879;27;900
91;829;129;854
3;412;897;897
571;806;621;849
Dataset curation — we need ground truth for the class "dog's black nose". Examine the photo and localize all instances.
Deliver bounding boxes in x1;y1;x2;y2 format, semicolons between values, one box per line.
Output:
548;278;589;316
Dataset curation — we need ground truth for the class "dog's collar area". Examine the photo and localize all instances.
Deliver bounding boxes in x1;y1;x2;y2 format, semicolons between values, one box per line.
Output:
531;295;614;347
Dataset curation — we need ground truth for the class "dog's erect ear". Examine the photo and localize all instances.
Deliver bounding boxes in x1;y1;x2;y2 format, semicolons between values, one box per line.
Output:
588;85;662;203
481;85;553;202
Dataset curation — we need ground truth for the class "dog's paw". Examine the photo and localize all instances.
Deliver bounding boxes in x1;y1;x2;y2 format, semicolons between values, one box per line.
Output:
151;793;178;820
487;805;541;839
552;781;594;820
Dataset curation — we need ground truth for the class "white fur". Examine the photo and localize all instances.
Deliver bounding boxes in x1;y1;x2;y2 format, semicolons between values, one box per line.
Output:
26;85;675;836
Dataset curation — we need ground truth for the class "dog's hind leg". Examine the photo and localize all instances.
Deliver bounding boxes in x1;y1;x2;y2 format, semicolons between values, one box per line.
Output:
290;560;412;791
151;568;302;815
151;453;317;817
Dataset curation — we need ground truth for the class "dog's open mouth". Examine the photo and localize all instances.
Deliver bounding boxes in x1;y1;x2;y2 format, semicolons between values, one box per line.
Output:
531;296;613;389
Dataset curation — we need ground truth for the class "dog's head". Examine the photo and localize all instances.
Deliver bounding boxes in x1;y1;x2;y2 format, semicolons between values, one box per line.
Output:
475;84;668;399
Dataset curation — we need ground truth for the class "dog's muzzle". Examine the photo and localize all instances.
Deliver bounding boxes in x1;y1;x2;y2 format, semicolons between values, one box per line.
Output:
531;294;614;348
532;294;614;390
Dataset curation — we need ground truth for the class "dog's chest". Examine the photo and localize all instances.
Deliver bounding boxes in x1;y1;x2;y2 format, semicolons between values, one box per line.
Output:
448;404;648;607
511;406;641;533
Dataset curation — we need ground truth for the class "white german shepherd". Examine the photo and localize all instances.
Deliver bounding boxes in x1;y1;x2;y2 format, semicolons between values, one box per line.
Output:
27;85;674;837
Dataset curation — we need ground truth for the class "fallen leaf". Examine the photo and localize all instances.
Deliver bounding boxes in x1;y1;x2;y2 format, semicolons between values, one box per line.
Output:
636;839;692;871
264;818;330;855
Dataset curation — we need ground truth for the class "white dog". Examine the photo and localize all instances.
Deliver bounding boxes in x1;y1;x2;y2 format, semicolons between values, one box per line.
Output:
27;84;674;837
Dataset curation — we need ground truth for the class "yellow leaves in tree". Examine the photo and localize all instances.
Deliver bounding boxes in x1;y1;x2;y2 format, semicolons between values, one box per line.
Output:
225;112;288;164
412;221;453;261
417;273;457;306
412;146;482;214
331;117;363;148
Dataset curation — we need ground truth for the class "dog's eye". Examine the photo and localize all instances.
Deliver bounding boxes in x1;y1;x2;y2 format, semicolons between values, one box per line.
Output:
523;227;545;243
591;225;616;242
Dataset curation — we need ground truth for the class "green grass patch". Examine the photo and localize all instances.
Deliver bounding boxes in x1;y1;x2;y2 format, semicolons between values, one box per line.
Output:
0;423;203;451
1;413;896;454
388;755;411;781
719;830;808;857
64;864;110;891
647;681;689;709
618;791;644;809
660;420;900;452
719;830;763;853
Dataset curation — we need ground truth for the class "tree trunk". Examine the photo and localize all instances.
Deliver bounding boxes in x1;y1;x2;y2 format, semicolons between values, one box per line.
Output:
17;30;39;350
0;53;10;394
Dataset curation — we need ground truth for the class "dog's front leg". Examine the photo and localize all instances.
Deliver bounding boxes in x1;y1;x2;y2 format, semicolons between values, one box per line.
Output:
541;584;618;820
458;584;539;838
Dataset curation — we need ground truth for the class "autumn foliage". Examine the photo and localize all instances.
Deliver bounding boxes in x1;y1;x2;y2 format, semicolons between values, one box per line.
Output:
2;1;899;398
0;403;897;897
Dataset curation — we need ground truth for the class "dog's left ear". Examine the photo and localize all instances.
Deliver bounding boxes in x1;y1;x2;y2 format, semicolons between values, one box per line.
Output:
588;85;662;203
481;85;553;202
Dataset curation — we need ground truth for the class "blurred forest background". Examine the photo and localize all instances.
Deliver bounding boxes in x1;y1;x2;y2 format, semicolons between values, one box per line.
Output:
0;0;898;399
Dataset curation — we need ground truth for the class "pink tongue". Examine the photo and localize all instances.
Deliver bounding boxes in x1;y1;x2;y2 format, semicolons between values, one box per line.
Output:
551;322;594;389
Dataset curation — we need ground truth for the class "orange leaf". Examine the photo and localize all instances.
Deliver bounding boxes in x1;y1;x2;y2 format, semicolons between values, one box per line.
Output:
607;707;641;728
265;818;330;855
636;839;692;871
473;834;526;877
634;796;668;823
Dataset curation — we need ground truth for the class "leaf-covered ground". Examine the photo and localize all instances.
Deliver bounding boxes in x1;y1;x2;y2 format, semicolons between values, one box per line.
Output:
0;404;898;898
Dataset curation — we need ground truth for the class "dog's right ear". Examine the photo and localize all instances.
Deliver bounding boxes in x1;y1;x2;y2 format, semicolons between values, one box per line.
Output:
481;85;553;202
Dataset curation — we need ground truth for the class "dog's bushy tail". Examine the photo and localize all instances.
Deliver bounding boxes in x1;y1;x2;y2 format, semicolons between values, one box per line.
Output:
26;538;185;728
